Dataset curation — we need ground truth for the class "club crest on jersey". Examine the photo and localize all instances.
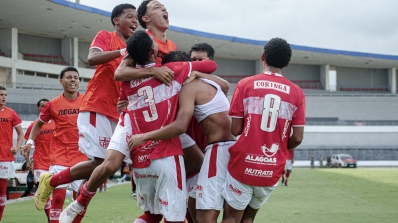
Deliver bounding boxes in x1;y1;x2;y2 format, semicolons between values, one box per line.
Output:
254;80;290;94
99;137;110;149
261;143;279;157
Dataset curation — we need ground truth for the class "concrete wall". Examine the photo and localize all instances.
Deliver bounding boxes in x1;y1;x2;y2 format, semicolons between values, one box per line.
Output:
337;67;388;88
283;64;320;81
306;96;398;120
18;34;61;55
0;28;12;56
213;58;255;76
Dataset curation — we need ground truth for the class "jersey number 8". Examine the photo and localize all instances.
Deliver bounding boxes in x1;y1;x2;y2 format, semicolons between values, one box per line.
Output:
260;94;281;132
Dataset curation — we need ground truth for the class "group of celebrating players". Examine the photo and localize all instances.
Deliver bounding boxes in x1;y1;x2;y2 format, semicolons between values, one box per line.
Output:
0;1;305;223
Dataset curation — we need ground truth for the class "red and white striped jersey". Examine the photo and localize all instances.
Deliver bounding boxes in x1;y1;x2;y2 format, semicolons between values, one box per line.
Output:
120;60;217;168
228;72;306;186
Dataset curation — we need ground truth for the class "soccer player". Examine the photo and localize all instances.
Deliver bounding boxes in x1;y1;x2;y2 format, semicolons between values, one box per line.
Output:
22;67;86;223
190;43;215;61
282;149;294;186
220;38;305;223
59;31;219;223
128;56;234;223
24;98;55;221
0;86;23;222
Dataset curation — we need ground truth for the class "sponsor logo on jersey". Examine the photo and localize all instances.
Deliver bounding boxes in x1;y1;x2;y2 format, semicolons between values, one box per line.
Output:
39;129;54;135
254;80;290;94
245;154;277;165
137;155;149;162
0;118;8;122
244;168;273;177
229;184;242;196
99;137;110;149
134;171;159;179
243;114;251;137
57;108;80;116
282;120;290;140
261;143;279;157
159;198;168;206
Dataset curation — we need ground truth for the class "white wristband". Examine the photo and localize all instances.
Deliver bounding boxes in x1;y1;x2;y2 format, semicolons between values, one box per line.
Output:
27;139;34;145
120;48;126;56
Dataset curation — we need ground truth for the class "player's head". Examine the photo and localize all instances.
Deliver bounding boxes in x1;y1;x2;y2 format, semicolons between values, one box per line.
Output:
60;67;80;94
138;0;169;31
111;4;138;39
126;30;158;65
262;37;292;69
161;51;191;65
0;86;7;106
37;98;49;112
190;43;215;61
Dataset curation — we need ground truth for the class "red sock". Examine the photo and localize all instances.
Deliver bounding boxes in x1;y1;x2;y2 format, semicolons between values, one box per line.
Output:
76;182;96;207
44;198;52;221
50;189;66;223
50;168;72;187
0;179;7;221
71;206;87;223
138;211;163;223
185;210;193;223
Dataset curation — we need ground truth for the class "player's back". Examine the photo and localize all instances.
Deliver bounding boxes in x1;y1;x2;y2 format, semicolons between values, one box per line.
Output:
187;79;233;145
228;72;305;186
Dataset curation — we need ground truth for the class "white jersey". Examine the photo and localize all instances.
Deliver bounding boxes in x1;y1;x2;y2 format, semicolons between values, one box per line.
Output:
193;78;230;122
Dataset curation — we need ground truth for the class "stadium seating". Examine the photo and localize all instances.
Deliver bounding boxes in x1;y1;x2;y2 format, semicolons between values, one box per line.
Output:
22;53;69;65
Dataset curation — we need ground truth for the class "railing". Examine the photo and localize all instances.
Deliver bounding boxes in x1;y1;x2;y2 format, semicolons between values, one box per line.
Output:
1;82;65;90
23;53;69;65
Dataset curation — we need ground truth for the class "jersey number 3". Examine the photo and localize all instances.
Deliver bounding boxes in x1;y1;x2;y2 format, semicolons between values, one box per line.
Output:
138;86;158;122
260;94;281;132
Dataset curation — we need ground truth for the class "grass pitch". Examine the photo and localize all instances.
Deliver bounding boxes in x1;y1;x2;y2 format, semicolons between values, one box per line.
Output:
3;168;398;223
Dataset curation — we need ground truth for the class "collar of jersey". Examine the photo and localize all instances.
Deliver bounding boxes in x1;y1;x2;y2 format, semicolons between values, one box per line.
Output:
263;71;283;77
136;63;156;68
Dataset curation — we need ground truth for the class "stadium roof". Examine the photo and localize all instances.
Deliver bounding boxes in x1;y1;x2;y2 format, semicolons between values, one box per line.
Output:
1;0;398;68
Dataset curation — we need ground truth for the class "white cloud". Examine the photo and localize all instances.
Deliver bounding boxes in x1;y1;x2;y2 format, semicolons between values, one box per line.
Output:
80;0;398;55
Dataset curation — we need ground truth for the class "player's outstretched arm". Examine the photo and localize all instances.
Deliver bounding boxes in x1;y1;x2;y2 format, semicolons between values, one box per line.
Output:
114;57;174;85
128;85;196;149
87;48;125;66
21;120;45;155
184;71;230;95
288;127;304;150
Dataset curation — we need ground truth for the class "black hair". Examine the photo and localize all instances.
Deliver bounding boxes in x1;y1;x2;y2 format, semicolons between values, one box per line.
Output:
190;43;215;60
111;4;136;26
0;86;6;91
126;30;154;65
60;67;79;79
162;51;192;65
37;98;49;108
137;0;152;29
263;38;292;69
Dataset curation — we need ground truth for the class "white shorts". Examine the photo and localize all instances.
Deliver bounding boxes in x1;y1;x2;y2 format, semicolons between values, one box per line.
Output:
78;112;117;159
221;171;277;210
187;173;199;199
107;113;133;164
285;159;293;171
180;133;196;149
133;155;187;222
196;141;235;210
33;169;49;182
0;161;15;179
49;165;83;192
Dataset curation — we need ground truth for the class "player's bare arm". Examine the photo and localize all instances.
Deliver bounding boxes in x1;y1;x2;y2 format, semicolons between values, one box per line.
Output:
21;120;46;154
116;98;129;113
231;117;244;137
128;85;197;150
114;56;174;85
184;71;230;95
288;126;304;150
10;125;24;155
87;48;126;66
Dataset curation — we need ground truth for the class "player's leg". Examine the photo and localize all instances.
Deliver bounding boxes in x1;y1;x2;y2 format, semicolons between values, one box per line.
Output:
34;169;51;221
49;187;67;223
0;161;15;221
0;178;7;222
186;173;199;223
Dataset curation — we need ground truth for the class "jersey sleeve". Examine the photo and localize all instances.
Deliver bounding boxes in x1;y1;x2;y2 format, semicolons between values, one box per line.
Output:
166;62;192;84
291;91;306;127
39;101;52;123
228;81;245;118
24;122;34;140
191;60;217;74
90;30;111;52
12;110;22;127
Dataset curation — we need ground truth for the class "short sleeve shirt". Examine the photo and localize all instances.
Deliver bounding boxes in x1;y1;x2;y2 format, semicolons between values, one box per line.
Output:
0;107;22;162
